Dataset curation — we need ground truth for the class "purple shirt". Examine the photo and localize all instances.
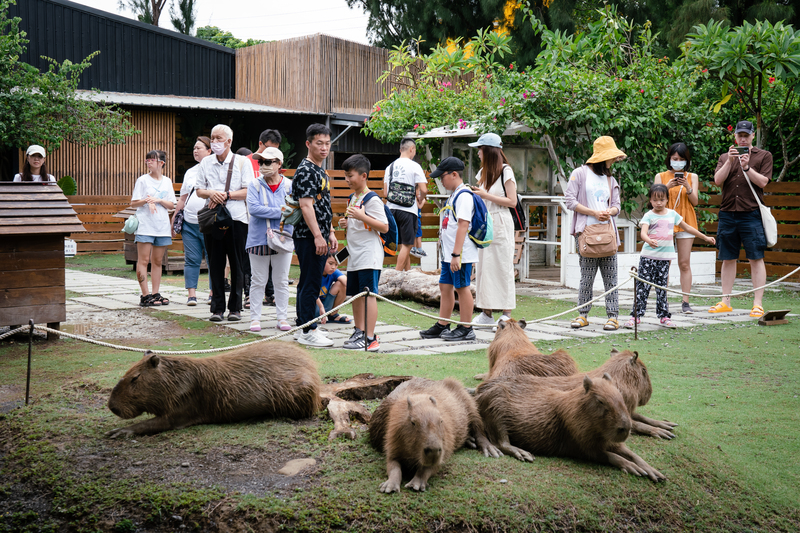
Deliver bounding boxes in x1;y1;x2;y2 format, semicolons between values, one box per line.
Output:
564;165;621;246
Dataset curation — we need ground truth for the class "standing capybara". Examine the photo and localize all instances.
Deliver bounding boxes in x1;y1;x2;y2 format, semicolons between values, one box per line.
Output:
480;319;579;380
106;344;322;438
475;373;665;482
369;377;501;493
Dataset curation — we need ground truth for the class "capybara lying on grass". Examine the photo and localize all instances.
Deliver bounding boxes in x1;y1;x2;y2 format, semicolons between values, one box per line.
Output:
475;373;665;482
369;377;501;493
106;344;322;438
481;319;579;380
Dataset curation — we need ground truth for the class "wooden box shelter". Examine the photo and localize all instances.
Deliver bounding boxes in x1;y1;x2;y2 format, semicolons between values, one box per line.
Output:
0;182;86;333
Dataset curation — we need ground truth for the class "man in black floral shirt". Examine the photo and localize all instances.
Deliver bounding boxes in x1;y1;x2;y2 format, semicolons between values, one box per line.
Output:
293;123;337;347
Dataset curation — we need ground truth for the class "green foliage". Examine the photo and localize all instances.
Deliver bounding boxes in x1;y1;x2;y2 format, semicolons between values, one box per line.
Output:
195;25;265;49
57;175;77;195
684;18;800;179
278;133;297;168
169;0;196;35
0;0;139;175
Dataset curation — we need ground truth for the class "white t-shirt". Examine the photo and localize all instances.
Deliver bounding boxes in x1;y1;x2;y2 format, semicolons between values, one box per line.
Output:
477;165;515;214
195;152;254;224
384;157;427;215
440;183;479;264
346;192;388;271
179;165;207;225
131;174;176;237
584;169;610;225
641;209;683;261
13;174;56;182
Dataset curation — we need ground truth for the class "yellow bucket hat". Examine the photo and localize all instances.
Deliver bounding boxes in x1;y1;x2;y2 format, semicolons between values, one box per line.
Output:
586;136;627;164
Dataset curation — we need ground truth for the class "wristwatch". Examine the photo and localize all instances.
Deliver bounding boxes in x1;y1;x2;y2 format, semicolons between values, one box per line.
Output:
226;191;231;201
743;166;750;172
451;253;461;257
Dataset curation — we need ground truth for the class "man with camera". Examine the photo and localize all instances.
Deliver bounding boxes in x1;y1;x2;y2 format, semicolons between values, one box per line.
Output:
710;120;773;318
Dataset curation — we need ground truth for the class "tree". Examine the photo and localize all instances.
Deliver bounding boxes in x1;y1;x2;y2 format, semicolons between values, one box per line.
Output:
0;0;139;180
685;19;800;180
118;0;168;26
170;0;196;35
195;26;266;49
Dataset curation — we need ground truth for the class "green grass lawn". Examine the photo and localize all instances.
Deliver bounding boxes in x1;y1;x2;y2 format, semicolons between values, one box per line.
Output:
1;254;797;531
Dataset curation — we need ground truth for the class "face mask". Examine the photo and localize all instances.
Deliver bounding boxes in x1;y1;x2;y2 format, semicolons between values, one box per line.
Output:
210;141;227;155
261;166;277;178
671;160;687;171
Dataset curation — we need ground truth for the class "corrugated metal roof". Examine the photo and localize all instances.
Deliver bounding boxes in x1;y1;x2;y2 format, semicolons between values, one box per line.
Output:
78;91;320;115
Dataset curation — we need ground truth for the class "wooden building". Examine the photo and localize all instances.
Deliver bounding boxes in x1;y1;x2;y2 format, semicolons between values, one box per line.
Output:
0;183;86;330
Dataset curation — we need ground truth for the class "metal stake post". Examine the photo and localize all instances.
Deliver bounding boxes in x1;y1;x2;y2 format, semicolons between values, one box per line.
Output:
632;268;638;341
363;287;370;352
26;319;34;405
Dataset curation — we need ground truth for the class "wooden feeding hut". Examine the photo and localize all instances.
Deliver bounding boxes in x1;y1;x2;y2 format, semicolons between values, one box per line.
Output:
0;182;86;335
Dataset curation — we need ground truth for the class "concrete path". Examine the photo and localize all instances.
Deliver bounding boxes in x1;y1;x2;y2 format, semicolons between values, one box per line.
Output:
62;269;789;354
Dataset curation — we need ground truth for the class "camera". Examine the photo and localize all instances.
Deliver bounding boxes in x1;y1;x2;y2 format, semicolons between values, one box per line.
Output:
736;146;750;155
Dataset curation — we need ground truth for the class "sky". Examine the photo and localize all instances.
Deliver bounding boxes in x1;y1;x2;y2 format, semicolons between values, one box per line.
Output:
68;0;372;45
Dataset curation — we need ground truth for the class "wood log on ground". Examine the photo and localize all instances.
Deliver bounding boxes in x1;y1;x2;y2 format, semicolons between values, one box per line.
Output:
321;374;411;441
378;268;475;307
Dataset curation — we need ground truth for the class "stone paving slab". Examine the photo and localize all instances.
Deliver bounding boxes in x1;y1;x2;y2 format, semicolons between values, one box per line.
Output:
69;297;140;310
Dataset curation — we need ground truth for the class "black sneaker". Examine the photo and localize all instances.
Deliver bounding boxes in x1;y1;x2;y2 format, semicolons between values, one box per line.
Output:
681;301;694;314
227;312;241;322
343;328;366;350
420;322;450;339
441;325;476;342
209;314;223;322
224;278;231;292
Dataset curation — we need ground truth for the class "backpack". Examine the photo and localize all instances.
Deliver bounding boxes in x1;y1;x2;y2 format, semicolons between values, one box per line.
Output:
444;189;493;249
353;191;399;257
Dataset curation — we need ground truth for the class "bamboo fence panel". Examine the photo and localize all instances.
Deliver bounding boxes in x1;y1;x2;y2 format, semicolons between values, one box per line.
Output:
20;109;176;197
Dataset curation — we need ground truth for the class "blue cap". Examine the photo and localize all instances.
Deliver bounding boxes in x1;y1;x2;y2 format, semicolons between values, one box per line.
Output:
468;133;503;148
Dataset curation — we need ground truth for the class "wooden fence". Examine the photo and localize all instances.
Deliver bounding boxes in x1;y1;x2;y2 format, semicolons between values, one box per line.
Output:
694;181;800;280
20;109;177;197
67;170;436;270
236;35;402;115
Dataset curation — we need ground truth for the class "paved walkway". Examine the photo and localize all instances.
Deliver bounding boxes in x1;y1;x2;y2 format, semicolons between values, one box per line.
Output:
62;270;790;354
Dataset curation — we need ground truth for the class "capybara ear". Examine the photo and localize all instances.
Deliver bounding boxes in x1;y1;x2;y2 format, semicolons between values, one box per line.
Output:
429;396;437;406
583;375;593;392
142;350;153;358
610;348;620;355
498;320;508;330
518;319;527;329
630;352;639;364
407;396;414;411
603;372;612;381
146;353;161;368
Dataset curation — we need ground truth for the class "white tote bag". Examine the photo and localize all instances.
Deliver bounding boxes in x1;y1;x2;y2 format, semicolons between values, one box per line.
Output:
743;170;777;248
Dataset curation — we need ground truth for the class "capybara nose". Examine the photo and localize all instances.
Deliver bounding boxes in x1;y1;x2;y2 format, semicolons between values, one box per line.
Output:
424;447;442;456
110;406;121;416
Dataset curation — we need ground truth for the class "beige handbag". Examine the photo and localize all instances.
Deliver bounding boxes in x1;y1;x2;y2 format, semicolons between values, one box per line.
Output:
577;175;617;258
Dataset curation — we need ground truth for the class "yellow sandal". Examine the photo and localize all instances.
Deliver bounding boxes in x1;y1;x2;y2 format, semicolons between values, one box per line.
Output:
571;316;589;328
708;301;733;313
749;305;765;318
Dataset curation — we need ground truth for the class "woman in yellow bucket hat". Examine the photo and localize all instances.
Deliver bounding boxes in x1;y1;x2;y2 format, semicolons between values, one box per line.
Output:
564;136;626;330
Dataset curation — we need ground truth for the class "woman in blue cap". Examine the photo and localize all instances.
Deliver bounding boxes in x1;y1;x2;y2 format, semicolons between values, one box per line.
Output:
468;133;518;328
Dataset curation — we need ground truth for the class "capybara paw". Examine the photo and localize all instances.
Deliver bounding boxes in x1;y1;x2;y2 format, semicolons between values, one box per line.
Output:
482;443;503;458
651;427;676;440
105;427;135;439
515;449;535;462
405;479;427;492
473;373;488;381
379;480;400;494
646;467;666;482
464;436;477;449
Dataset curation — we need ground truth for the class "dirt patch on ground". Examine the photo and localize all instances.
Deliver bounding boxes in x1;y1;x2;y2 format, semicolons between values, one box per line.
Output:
60;307;191;341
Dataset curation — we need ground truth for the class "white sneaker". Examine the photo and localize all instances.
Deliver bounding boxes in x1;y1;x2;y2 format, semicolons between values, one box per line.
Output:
250;320;261;332
492;314;512;332
297;329;334;348
294;327;328;339
472;313;495;327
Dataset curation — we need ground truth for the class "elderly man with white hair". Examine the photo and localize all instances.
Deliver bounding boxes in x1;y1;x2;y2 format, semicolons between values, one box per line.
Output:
196;124;255;322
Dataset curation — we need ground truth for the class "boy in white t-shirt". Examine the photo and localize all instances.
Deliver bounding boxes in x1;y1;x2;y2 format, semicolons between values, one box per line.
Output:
419;157;477;342
625;184;715;329
338;154;388;352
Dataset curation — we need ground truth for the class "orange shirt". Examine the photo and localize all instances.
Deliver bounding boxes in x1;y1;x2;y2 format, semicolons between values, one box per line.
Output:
658;171;698;232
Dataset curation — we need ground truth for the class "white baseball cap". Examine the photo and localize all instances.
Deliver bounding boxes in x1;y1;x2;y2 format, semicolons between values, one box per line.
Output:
26;145;46;157
253;146;283;163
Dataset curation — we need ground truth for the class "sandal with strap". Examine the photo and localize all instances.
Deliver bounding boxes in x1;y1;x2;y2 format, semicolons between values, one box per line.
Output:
243;295;251;309
603;317;621;331
571;316;589;329
749;305;765;318
139;294;154;307
151;293;169;306
708;301;733;313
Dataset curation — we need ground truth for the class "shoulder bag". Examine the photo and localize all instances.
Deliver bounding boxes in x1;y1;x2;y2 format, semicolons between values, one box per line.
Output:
577;175;617;258
386;161;416;207
260;180;294;254
499;165;527;231
172;188;193;235
197;160;234;235
743;169;777;248
122;214;138;234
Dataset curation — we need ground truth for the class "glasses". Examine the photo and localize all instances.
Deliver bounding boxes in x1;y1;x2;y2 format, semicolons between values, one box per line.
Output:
146;158;162;163
258;159;279;166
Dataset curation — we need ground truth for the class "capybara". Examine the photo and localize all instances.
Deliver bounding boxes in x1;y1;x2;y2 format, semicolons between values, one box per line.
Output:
481;319;579;380
369;377;501;493
475;373;665;482
106;344;322;438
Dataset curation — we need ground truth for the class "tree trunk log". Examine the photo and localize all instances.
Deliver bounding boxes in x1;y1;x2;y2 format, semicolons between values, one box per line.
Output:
378;268;475;307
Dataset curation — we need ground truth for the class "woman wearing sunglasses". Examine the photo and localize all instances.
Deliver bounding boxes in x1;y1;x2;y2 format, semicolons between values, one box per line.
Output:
246;147;294;332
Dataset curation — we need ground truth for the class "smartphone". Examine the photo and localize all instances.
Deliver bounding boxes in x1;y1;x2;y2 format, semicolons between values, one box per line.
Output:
674;172;684;181
736;146;750;155
335;247;349;265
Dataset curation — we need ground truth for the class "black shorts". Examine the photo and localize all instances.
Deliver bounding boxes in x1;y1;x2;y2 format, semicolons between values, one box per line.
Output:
391;209;418;246
717;210;766;261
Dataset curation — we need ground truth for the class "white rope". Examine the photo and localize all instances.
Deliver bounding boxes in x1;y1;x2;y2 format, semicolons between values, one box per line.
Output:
26;291;370;355
628;264;800;299
0;325;31;341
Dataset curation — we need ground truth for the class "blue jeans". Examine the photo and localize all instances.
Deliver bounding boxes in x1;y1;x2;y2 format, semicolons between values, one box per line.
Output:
181;221;207;290
295;237;327;332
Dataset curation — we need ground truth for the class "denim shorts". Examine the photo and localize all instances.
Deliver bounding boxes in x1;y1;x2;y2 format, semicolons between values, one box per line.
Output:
717;210;766;261
346;269;381;296
439;261;473;288
135;234;172;247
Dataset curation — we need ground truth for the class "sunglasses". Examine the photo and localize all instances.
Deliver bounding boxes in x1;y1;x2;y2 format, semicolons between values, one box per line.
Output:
258;159;279;166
